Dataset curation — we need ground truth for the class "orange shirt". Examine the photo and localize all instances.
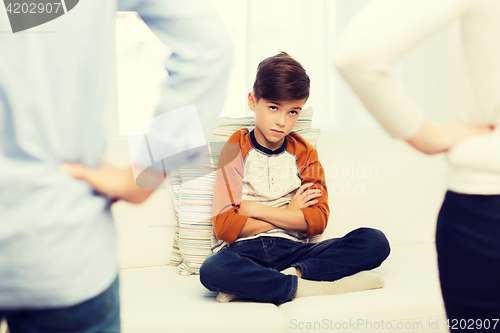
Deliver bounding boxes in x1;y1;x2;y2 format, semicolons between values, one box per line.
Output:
212;128;329;246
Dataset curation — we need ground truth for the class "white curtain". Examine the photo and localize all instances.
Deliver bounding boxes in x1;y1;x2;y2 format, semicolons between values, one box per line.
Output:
112;0;461;138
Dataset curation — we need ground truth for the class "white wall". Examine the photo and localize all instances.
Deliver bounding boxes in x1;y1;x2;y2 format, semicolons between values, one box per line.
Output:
108;1;461;139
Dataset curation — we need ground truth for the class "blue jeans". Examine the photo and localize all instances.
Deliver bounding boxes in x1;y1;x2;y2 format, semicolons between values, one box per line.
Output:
0;275;120;333
200;227;390;304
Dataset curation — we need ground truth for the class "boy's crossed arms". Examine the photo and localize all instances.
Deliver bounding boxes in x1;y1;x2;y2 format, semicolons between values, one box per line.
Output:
238;182;322;238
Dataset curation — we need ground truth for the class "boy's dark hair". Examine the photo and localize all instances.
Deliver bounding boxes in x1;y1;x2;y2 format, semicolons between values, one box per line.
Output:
253;51;310;102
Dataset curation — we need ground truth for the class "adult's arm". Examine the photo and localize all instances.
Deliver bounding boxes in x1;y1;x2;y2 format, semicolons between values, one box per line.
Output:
120;0;233;172
334;0;491;154
61;1;233;203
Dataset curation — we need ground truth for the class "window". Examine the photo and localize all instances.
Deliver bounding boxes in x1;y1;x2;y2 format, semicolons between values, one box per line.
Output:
112;1;460;139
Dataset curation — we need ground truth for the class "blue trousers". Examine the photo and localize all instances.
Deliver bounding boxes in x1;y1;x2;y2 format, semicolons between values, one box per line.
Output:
436;191;500;327
0;275;120;333
200;227;390;304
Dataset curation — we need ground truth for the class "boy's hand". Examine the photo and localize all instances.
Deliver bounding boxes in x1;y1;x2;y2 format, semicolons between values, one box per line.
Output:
59;162;157;204
286;183;322;210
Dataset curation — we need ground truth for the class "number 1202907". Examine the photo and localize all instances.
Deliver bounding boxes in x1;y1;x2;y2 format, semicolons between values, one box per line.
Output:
6;3;62;14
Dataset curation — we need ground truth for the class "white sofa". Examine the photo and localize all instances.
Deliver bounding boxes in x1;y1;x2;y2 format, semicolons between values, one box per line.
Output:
110;127;449;333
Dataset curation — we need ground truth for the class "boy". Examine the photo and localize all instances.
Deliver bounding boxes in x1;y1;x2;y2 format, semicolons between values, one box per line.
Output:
200;52;390;304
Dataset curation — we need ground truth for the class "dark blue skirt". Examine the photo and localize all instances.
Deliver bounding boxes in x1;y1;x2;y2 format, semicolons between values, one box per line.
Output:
436;191;500;328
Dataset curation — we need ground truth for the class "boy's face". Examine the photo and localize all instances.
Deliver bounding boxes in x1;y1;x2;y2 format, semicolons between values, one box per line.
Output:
248;92;307;151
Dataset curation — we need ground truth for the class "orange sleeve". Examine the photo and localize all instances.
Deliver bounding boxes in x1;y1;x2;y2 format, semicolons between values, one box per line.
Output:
212;131;248;244
299;148;330;237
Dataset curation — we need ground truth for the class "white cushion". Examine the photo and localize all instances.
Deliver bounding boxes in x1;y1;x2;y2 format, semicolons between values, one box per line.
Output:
119;266;286;333
104;137;176;269
113;189;175;269
317;128;447;246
